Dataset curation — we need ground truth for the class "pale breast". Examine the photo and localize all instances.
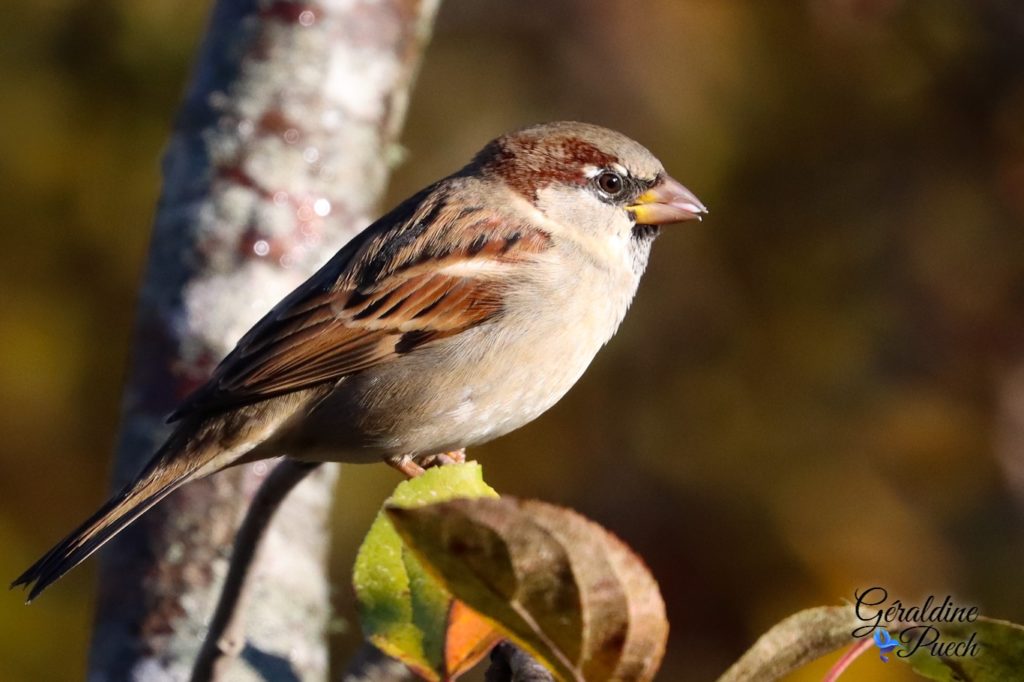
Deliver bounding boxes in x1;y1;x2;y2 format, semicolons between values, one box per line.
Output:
285;232;646;461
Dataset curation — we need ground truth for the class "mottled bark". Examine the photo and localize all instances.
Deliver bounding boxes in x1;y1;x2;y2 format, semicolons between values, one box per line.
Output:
87;0;440;680
191;461;322;682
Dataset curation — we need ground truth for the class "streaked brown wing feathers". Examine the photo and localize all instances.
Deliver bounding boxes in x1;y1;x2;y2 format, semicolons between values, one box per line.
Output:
169;187;552;420
201;273;500;406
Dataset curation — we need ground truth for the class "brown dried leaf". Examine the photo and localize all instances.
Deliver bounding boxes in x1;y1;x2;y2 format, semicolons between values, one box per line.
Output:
386;497;668;682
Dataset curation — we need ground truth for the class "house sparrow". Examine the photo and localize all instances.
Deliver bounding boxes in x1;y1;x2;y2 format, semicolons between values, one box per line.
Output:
13;121;705;601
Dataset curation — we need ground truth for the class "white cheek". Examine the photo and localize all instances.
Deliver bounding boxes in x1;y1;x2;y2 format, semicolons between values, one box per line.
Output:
534;185;629;235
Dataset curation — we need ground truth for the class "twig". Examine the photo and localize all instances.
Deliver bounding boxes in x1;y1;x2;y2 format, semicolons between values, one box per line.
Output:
191;460;321;682
716;605;861;682
485;642;555;682
821;636;874;682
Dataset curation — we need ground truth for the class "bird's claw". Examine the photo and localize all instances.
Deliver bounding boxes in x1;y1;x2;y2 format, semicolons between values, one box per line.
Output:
387;449;466;478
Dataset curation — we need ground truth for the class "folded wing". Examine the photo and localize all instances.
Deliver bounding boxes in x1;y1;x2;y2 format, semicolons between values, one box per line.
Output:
170;185;552;420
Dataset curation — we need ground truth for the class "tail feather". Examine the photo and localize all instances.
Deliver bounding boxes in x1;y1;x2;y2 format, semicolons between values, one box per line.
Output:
11;447;202;602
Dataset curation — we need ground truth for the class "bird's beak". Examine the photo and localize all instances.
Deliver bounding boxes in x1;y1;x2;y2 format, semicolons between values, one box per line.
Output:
627;174;708;225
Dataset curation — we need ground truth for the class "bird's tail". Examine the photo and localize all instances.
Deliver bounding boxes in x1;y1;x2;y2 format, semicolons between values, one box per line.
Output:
11;428;213;602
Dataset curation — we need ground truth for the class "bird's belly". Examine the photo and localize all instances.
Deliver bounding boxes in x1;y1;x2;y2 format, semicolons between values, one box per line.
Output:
287;261;639;463
409;324;602;449
306;321;600;460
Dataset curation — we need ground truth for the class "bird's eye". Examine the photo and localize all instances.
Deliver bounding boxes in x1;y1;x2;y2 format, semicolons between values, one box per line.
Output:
596;171;625;197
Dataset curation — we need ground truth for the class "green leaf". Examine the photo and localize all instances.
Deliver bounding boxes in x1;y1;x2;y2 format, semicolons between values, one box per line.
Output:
353;462;498;680
900;617;1024;681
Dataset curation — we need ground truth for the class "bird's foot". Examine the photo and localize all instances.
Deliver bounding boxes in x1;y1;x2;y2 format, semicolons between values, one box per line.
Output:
387;449;467;478
387;454;426;479
418;448;467;469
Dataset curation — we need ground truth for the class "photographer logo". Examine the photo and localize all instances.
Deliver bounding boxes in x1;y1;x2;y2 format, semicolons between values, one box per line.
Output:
852;587;980;661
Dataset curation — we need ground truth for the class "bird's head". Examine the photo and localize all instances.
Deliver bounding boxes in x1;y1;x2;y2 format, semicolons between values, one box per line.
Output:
469;121;707;241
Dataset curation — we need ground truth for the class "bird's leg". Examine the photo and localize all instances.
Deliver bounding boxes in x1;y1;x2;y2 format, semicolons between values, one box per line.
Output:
387;454;427;478
387;449;467;478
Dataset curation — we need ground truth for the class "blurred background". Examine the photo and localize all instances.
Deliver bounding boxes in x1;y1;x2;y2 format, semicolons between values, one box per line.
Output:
2;1;1023;680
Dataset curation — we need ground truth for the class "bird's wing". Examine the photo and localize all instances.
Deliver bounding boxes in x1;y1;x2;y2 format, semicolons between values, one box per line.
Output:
169;184;552;420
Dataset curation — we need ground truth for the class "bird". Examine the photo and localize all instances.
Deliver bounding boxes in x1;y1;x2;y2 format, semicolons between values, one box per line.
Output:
12;121;706;601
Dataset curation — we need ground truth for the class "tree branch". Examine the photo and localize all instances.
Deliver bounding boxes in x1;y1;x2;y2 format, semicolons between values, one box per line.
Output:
716;605;861;682
485;642;556;682
87;0;441;679
191;460;321;682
